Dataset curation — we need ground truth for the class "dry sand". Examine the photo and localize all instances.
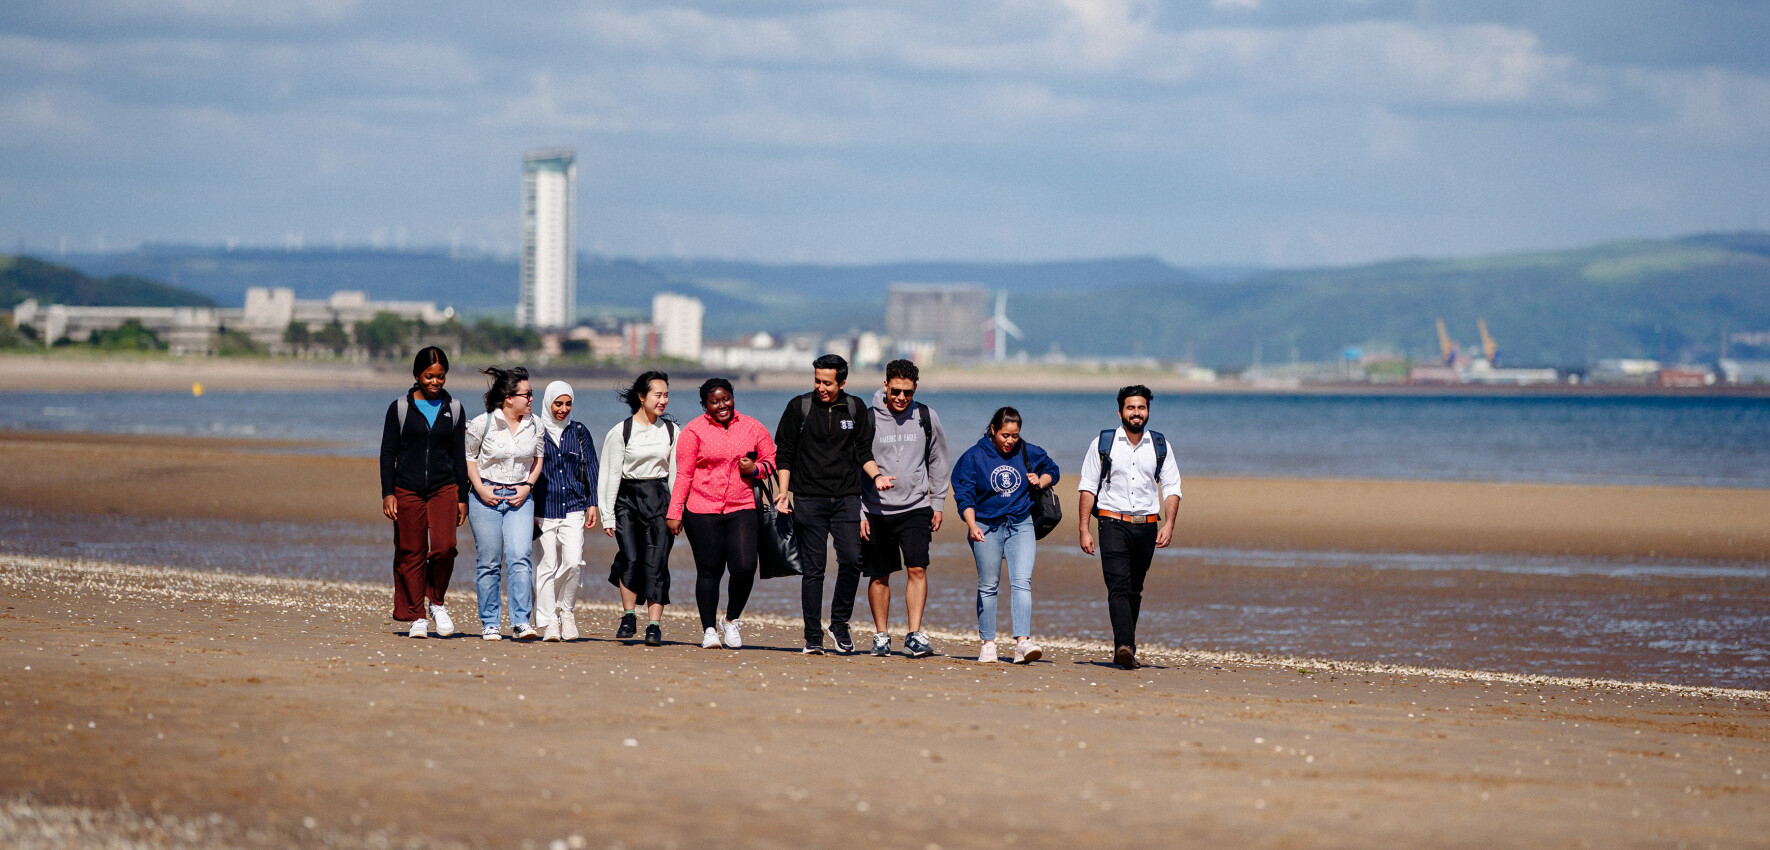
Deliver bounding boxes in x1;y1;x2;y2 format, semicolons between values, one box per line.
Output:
6;431;1766;562
4;554;1767;849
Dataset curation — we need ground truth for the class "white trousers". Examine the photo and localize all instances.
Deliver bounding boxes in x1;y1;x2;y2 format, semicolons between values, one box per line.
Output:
533;511;585;627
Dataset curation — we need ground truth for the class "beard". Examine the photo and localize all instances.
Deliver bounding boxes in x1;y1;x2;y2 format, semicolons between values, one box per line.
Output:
1121;416;1146;434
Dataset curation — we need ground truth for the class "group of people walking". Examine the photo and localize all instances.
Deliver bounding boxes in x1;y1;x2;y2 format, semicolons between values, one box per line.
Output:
379;347;1181;669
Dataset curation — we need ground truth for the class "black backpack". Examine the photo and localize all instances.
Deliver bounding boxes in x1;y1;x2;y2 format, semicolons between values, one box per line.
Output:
1095;429;1168;492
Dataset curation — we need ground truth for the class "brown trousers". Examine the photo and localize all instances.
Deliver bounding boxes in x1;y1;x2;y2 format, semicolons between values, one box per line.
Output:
392;485;459;621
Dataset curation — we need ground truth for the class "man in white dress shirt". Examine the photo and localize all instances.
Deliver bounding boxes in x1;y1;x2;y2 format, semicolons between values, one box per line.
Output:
1076;385;1181;670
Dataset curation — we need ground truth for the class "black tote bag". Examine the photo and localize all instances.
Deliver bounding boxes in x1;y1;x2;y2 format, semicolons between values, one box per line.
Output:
1029;484;1062;540
753;474;803;579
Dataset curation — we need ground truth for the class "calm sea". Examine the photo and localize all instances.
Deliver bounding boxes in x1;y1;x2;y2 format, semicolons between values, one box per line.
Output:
5;388;1770;487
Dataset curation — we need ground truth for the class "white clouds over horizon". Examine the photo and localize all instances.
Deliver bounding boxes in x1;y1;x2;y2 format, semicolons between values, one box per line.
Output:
1;0;1768;267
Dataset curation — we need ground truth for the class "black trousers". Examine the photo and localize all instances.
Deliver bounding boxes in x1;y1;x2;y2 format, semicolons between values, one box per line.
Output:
1099;517;1159;649
606;479;673;606
792;495;863;643
682;509;759;630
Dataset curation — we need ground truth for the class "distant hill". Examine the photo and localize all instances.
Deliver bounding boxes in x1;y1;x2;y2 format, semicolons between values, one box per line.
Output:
1;255;216;309
1013;232;1770;367
50;233;1770;367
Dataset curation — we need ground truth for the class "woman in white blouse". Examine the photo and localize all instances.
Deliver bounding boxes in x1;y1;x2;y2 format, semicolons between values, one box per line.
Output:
598;370;678;646
465;366;546;640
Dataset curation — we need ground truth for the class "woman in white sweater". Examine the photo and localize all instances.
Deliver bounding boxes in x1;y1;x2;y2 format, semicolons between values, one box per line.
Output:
464;365;546;640
597;371;678;646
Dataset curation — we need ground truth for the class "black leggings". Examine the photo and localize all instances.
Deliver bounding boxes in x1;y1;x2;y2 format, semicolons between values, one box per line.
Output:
682;509;759;630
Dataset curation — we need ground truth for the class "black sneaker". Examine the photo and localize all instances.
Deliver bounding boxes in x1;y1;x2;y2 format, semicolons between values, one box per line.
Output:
644;624;662;646
616;613;637;639
830;623;854;654
904;630;933;658
871;632;891;657
802;642;825;656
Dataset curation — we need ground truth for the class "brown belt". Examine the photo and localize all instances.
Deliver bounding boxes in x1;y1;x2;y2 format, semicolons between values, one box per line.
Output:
1096;510;1158;524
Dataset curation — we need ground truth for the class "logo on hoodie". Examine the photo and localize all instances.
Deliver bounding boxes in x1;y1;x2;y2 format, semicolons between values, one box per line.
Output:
989;465;1023;495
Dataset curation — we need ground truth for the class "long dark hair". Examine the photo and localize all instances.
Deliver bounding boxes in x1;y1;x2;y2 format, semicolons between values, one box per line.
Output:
985;406;1022;437
481;365;530;414
618;370;669;414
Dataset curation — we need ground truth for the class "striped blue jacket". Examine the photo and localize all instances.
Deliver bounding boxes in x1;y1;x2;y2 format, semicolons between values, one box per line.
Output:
535;421;599;519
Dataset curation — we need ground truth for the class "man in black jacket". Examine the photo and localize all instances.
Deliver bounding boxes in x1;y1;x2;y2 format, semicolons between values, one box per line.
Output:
774;354;891;654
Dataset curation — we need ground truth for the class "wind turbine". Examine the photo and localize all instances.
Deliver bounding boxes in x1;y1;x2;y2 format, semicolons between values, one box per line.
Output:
987;291;1023;361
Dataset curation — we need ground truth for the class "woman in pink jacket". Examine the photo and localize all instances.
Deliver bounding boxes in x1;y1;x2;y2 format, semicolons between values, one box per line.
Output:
668;378;778;650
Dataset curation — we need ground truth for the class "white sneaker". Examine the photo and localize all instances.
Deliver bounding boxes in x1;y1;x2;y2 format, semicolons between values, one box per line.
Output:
560;610;579;642
701;627;721;649
481;626;502;641
429;604;454;637
408;619;428;638
1014;638;1042;664
978;641;998;663
721;619;742;649
543;621;561;642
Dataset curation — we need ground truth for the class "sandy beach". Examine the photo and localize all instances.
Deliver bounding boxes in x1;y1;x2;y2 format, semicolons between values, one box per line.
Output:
4;554;1767;849
3;429;1768;846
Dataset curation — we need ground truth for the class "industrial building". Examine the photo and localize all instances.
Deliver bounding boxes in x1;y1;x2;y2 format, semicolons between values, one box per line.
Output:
885;283;990;363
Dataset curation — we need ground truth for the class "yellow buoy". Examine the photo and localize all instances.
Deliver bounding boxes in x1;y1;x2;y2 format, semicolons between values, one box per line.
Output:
192;382;204;397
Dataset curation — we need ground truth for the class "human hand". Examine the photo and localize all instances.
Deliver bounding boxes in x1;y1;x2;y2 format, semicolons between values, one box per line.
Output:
1031;474;1053;488
738;456;757;476
968;523;985;543
930;511;942;532
1079;526;1096;556
1156;521;1174;548
382;495;398;521
859;515;870;541
774;490;793;514
456;503;467;527
603;526;616;538
667;518;682;536
874;474;896;492
585;507;600;529
506;483;530;509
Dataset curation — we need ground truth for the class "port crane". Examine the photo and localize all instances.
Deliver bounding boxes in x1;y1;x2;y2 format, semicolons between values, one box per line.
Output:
1478;318;1499;366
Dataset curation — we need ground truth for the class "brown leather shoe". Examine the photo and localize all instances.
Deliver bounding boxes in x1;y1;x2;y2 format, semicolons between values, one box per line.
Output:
1114;645;1140;670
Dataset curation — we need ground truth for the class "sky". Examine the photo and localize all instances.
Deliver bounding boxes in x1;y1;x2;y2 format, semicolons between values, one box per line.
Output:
2;0;1768;267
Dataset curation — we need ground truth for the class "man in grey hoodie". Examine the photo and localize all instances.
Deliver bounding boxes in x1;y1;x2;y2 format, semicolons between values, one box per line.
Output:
855;359;950;657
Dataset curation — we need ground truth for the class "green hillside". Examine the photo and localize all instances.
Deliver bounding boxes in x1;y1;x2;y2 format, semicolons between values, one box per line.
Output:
1;255;217;309
1015;233;1770;368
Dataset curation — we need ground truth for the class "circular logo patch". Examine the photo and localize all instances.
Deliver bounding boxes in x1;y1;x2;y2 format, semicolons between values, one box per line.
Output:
989;465;1023;495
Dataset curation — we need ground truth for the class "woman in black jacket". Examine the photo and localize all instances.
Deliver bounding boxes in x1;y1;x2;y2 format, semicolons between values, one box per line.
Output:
379;346;470;638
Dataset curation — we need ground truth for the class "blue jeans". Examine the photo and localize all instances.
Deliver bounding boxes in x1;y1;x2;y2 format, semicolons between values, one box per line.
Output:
970;513;1036;641
468;483;535;631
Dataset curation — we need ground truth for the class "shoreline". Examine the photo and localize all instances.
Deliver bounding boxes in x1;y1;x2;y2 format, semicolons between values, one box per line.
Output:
4;553;1767;848
5;429;1765;561
7;352;1770;397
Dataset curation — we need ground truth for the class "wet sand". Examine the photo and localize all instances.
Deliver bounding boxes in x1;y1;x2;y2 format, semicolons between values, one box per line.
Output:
6;430;1767;561
4;554;1768;849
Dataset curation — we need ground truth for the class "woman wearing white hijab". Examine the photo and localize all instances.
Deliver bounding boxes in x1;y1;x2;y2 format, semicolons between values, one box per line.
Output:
532;380;600;641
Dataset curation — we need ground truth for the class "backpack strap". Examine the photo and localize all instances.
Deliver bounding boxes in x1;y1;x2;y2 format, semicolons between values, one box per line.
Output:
916;402;934;470
1151;431;1168;479
623;416;676;446
396;397;409;432
1095;429;1116;491
449;399;462;428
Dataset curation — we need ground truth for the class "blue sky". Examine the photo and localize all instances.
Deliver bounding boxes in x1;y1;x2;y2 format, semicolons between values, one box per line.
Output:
2;0;1767;266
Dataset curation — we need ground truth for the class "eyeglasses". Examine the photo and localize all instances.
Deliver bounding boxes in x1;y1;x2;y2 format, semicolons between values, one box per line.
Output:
886;388;915;397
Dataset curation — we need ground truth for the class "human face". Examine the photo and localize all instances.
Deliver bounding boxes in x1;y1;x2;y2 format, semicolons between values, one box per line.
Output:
550;394;573;422
416;363;446;399
813;368;843;403
703;386;735;425
1119;395;1149;434
990;421;1021;455
642;380;670;418
884;378;916;415
505;380;533;419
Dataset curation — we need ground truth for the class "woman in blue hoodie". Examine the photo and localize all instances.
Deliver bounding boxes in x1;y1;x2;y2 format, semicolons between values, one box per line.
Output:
950;406;1059;664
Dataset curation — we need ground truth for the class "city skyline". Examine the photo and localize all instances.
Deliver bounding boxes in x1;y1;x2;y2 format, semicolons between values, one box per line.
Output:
2;2;1768;267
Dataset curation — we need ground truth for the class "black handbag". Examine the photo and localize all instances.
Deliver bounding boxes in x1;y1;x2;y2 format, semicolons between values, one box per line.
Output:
1029;484;1062;540
753;474;803;579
